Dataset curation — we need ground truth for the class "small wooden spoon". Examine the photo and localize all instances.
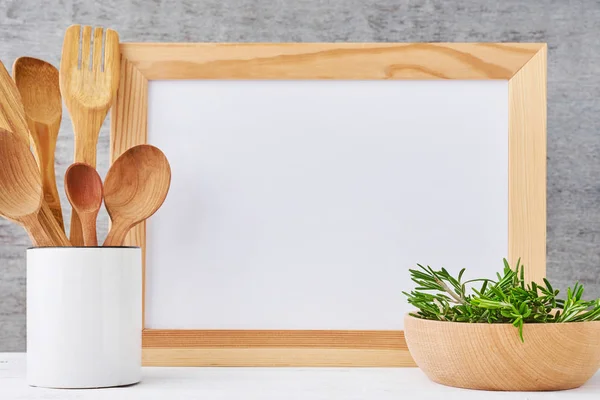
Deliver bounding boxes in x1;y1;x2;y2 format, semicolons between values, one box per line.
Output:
13;57;64;230
0;129;55;246
65;163;103;246
103;145;171;246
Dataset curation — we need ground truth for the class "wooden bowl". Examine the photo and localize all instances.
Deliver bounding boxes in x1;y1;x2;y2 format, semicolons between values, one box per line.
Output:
405;314;600;391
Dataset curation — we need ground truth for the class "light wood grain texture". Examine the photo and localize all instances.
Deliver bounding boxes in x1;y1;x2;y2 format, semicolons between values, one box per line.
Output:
110;55;148;326
111;43;547;367
60;25;120;246
142;330;410;367
142;330;411;366
0;62;30;142
143;348;414;367
404;314;600;391
64;163;103;246
0;61;70;247
0;129;50;247
120;43;542;80
508;45;547;286
103;145;170;246
13;57;64;231
143;329;406;349
110;57;148;161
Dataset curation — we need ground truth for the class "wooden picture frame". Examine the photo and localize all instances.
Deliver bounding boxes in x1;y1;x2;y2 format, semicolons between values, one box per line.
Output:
110;43;547;367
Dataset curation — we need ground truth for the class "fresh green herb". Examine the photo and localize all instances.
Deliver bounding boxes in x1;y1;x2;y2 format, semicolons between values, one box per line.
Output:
403;259;600;341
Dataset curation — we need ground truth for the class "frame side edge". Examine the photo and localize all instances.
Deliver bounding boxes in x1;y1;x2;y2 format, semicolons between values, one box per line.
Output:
110;55;149;325
508;46;547;284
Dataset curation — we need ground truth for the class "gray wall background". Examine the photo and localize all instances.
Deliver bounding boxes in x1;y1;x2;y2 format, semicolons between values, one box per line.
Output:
1;0;599;350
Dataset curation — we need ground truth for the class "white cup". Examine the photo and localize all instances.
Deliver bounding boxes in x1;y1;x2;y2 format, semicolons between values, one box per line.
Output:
26;247;142;389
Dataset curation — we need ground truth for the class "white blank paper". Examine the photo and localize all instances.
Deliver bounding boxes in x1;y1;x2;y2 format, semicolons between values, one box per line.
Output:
146;80;508;330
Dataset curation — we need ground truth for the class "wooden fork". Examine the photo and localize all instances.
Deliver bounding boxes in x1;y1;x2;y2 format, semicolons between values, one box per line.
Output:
60;25;120;245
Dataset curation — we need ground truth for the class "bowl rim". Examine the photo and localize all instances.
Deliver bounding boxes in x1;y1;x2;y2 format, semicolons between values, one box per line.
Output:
405;313;600;326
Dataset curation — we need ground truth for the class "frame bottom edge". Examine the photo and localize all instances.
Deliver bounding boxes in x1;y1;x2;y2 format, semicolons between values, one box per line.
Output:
142;348;416;367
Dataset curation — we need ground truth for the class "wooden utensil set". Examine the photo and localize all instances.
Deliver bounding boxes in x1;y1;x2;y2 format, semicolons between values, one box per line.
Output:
0;25;171;247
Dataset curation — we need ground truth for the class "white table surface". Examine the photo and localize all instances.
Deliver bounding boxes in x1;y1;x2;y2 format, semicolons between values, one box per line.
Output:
1;353;599;399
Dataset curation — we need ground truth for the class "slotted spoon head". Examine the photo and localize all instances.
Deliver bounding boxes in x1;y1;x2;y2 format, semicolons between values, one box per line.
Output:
60;24;120;111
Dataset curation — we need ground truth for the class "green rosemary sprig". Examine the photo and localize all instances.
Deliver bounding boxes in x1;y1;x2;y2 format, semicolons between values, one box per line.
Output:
403;259;600;341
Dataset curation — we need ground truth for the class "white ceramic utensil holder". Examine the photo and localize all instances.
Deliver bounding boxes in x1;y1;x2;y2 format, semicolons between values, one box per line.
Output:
26;247;142;389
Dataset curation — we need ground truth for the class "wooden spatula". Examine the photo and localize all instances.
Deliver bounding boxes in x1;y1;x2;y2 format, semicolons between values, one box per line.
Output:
60;25;120;245
13;57;64;230
0;61;70;246
0;61;29;139
0;129;57;247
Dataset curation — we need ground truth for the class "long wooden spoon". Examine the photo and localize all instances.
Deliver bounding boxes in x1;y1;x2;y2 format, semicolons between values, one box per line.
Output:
104;145;171;246
60;25;120;246
0;129;57;246
65;163;103;246
13;57;64;230
0;61;70;246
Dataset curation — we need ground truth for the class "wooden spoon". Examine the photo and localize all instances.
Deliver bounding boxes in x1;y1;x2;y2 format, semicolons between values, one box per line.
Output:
60;25;120;246
0;61;70;246
103;145;171;246
0;129;57;246
65;163;103;246
13;57;64;230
